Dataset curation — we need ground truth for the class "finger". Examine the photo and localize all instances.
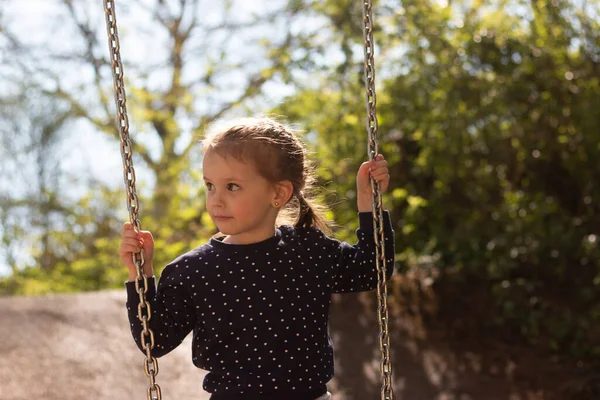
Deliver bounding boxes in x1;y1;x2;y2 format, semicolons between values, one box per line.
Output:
358;161;372;176
122;230;140;239
120;241;143;253
139;231;154;242
122;224;140;239
120;247;140;258
121;246;141;255
122;222;135;232
121;237;144;245
372;172;390;182
373;159;387;168
369;167;389;176
371;164;388;171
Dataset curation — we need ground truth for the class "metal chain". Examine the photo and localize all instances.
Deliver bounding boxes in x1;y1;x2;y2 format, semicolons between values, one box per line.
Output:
361;1;394;399
103;1;162;399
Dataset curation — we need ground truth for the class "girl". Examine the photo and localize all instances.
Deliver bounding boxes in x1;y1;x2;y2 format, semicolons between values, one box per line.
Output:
120;117;395;400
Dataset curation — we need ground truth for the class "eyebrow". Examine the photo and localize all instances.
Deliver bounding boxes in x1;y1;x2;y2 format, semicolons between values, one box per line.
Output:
202;176;247;182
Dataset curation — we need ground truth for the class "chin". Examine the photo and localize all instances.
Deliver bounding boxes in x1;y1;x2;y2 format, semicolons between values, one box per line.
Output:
215;225;236;235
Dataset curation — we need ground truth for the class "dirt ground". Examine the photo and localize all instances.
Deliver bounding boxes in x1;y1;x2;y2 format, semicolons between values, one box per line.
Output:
0;276;578;400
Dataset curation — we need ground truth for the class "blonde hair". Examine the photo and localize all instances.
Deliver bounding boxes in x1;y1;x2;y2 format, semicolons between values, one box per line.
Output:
201;116;331;234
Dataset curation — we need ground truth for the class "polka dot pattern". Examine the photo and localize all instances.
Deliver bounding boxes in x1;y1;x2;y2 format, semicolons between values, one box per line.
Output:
126;211;395;398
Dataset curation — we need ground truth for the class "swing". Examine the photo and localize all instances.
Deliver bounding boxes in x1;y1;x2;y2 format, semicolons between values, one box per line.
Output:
102;1;393;399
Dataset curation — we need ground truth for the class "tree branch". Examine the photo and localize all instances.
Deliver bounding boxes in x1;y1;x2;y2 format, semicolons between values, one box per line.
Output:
62;0;114;131
47;87;157;169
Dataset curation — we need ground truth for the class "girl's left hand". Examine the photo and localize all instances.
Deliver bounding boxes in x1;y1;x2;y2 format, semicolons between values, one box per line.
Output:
356;154;390;195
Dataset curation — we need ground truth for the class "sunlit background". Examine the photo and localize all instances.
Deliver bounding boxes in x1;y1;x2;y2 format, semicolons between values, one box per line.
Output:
1;0;599;399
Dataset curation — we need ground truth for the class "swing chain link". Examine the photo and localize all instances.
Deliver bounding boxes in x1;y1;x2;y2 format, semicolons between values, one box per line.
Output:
362;1;394;399
103;1;162;399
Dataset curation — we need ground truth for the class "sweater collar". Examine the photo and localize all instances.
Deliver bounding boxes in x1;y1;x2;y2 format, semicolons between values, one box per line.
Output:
209;228;283;253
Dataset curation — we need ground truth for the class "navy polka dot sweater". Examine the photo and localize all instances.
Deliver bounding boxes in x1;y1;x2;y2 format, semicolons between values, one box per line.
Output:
126;211;395;399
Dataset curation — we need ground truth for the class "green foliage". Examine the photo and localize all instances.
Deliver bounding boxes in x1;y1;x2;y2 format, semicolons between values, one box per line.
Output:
0;187;126;295
0;182;215;296
280;0;600;380
382;0;600;360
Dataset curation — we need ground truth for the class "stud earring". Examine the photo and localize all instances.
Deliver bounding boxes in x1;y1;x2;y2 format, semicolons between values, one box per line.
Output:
274;201;280;208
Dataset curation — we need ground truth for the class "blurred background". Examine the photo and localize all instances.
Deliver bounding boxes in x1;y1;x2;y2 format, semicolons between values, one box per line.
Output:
1;0;599;399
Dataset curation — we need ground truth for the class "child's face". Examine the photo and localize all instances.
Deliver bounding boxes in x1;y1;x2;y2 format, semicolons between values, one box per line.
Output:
202;150;278;244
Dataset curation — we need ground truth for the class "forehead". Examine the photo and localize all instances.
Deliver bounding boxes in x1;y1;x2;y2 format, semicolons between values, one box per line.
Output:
202;150;258;180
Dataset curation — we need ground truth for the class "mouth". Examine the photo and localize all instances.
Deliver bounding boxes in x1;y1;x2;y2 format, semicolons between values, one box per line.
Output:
213;216;233;220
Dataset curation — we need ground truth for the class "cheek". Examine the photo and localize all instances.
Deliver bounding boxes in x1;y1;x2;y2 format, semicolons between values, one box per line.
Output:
205;193;213;205
230;193;257;211
228;194;245;208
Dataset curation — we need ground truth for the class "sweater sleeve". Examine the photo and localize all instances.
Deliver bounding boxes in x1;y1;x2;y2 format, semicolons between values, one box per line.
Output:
328;211;395;293
125;259;196;358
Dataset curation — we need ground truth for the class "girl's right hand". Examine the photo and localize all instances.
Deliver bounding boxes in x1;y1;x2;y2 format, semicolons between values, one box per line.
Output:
120;222;155;281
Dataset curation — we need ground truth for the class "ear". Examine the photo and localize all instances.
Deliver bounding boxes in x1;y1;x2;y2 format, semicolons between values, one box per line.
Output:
273;180;294;206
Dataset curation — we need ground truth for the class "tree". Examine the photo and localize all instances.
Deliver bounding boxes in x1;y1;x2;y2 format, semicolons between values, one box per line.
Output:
47;0;318;219
0;87;71;265
0;0;328;285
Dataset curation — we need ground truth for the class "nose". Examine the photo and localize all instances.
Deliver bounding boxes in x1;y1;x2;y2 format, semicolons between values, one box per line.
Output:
208;190;223;208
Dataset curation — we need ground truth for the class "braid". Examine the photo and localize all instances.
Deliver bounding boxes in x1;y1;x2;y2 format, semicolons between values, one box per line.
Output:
294;191;331;235
294;192;315;229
